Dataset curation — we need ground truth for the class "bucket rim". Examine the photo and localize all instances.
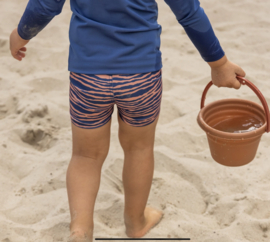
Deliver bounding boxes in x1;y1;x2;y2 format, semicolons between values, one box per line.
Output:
197;98;267;139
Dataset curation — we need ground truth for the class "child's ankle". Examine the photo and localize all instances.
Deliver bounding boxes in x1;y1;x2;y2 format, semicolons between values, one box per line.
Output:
124;213;146;229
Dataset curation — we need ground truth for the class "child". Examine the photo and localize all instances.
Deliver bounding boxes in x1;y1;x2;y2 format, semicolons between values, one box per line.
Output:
10;0;245;241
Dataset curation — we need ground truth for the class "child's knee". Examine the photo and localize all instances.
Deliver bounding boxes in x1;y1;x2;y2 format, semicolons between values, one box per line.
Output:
119;137;154;154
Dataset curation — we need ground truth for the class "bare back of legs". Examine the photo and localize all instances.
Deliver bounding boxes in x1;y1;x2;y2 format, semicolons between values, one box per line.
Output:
66;111;163;241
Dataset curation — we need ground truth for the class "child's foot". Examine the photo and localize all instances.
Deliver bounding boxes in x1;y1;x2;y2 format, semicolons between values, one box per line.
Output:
125;206;163;238
67;229;93;242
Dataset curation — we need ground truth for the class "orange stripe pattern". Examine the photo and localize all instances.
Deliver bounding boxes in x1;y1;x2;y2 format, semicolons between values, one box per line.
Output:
69;70;162;129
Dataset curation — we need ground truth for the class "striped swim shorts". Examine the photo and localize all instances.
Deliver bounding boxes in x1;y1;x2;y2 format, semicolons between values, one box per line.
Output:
69;69;162;129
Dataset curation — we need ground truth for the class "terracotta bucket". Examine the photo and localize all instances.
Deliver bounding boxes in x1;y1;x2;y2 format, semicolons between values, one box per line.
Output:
197;76;270;167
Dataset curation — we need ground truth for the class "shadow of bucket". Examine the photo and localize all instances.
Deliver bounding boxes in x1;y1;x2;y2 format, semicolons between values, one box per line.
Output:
197;76;270;167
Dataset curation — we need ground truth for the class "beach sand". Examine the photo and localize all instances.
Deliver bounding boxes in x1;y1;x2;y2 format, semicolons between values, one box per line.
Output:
0;0;270;241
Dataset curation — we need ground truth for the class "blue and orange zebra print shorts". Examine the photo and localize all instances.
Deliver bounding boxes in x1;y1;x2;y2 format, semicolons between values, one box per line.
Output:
69;69;162;129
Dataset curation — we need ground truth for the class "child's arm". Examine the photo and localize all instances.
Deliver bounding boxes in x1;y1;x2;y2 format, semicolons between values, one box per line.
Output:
10;0;66;61
164;0;245;89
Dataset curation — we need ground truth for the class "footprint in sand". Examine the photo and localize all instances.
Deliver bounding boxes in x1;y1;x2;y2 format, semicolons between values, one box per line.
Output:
244;198;270;219
153;152;222;214
16;102;48;123
207;200;238;228
14;125;58;151
239;218;270;241
19;126;56;150
13;100;59;150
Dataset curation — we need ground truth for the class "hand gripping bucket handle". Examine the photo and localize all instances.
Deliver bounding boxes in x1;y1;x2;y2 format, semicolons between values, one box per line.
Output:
200;76;270;133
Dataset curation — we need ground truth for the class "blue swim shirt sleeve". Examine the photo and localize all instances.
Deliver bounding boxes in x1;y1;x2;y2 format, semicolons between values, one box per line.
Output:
163;0;225;62
18;0;66;40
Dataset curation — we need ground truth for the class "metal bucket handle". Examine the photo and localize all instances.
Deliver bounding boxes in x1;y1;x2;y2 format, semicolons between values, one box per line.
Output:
200;76;270;133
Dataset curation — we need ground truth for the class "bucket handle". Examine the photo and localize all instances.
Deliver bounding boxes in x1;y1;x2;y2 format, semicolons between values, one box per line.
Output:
200;76;270;133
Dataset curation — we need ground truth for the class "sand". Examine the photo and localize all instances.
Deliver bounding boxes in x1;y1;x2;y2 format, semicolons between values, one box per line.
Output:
0;0;270;241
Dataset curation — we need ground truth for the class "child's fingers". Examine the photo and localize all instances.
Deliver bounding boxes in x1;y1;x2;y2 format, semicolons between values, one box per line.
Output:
235;66;246;77
12;50;25;61
16;53;22;61
20;47;27;52
18;50;26;58
19;50;26;57
233;66;245;89
13;54;22;61
11;51;20;60
232;79;241;89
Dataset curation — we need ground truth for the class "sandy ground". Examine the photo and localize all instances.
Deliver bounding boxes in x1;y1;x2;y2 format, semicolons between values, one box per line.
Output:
0;0;270;241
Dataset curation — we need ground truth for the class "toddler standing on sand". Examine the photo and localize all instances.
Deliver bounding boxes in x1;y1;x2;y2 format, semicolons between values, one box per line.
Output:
10;0;245;241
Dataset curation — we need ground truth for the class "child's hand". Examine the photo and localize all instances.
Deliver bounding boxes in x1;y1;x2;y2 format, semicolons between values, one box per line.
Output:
208;55;246;89
10;28;29;61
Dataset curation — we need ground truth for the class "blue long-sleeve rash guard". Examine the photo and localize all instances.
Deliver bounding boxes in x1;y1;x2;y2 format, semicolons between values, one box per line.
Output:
18;0;225;74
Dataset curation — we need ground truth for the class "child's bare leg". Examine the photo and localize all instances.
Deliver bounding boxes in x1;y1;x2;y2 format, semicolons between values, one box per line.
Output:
66;120;111;241
118;114;163;238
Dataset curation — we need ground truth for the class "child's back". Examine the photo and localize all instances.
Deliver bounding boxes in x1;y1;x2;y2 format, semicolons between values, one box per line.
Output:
68;0;162;74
